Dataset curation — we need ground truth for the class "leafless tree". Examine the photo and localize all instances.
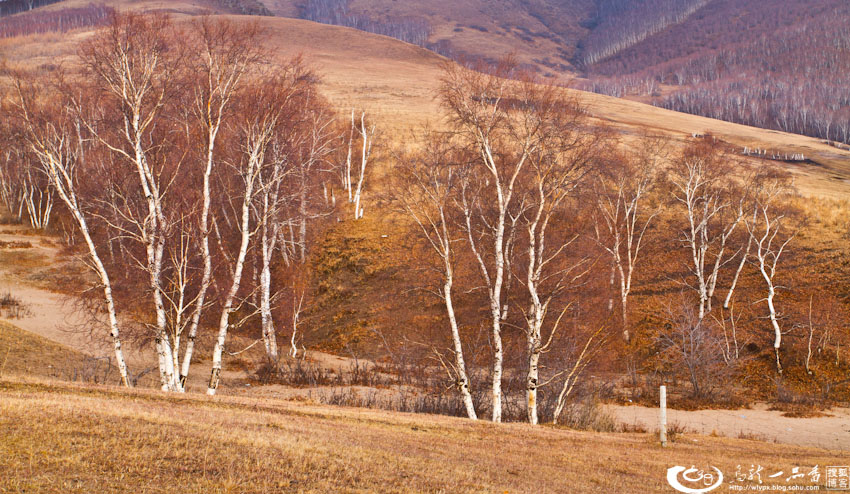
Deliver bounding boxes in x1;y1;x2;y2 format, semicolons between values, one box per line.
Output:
594;138;662;342
341;109;375;220
179;17;264;387
207;77;292;395
79;12;183;391
441;60;539;423
669;141;748;322
658;298;727;398
518;90;603;425
394;130;477;419
746;178;795;374
6;72;131;387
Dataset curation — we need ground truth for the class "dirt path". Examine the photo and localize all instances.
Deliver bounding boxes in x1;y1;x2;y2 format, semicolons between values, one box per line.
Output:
607;403;850;451
0;225;357;392
0;226;225;390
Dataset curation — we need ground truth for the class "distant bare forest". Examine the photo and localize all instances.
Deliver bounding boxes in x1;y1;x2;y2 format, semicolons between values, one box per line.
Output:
292;0;850;146
0;0;62;18
577;0;709;66
0;4;112;38
300;0;431;48
582;0;850;145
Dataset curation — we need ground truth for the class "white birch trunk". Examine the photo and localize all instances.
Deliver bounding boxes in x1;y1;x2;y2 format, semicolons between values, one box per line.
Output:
444;262;478;420
68;196;131;387
259;194;280;363
13;80;132;386
207;128;265;396
181;130;216;387
352;113;373;220
27;132;132;387
345;110;354;200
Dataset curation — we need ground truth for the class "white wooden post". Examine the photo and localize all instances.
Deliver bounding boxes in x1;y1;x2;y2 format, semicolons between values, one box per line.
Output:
660;385;668;447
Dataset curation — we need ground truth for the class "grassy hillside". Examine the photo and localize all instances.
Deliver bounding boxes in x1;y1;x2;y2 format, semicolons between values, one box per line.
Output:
1;377;846;493
0;321;116;382
3;2;848;197
261;0;598;80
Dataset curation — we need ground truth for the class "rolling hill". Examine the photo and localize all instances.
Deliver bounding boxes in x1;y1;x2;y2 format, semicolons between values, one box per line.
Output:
2;0;850;196
1;3;849;484
2;378;846;493
253;0;850;149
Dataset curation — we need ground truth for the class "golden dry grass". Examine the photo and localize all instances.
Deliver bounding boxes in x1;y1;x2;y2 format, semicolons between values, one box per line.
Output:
0;376;845;493
0;321;103;381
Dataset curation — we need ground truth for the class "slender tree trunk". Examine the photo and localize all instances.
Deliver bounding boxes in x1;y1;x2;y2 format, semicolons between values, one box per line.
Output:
617;261;630;342
208;148;259;396
181;132;216;388
765;283;783;374
724;227;752;310
525;209;544;425
299;178;308;263
260;220;279;363
74;203;131;387
488;206;507;423
352;113;372;220
443;263;477;420
345;110;354;200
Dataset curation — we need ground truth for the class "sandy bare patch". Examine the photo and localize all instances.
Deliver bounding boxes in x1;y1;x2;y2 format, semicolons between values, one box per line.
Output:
607;403;850;451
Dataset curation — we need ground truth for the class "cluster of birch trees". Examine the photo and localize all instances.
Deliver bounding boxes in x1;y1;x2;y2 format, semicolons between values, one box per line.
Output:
0;12;835;425
0;4;113;39
396;62;623;424
301;0;432;47
395;60;803;423
0;13;376;394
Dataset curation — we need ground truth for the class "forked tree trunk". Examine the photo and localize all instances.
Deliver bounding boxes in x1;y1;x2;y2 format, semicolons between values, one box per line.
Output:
181;129;216;388
352;112;373;220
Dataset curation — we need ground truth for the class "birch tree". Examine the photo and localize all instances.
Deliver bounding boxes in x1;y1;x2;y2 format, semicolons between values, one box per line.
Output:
255;144;286;364
519;87;601;425
395;131;478;420
343;110;375;220
441;60;535;423
179;17;264;387
747;178;795;374
207;77;289;395
290;88;337;264
594;141;661;342
79;13;184;391
7;74;131;387
669;141;745;323
0;123;52;229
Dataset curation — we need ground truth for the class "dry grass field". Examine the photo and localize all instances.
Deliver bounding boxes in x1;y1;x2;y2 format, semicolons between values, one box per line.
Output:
0;376;846;494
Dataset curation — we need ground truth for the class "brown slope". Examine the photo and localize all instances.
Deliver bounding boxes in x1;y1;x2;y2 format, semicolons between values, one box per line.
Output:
249;17;850;197
261;0;595;81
